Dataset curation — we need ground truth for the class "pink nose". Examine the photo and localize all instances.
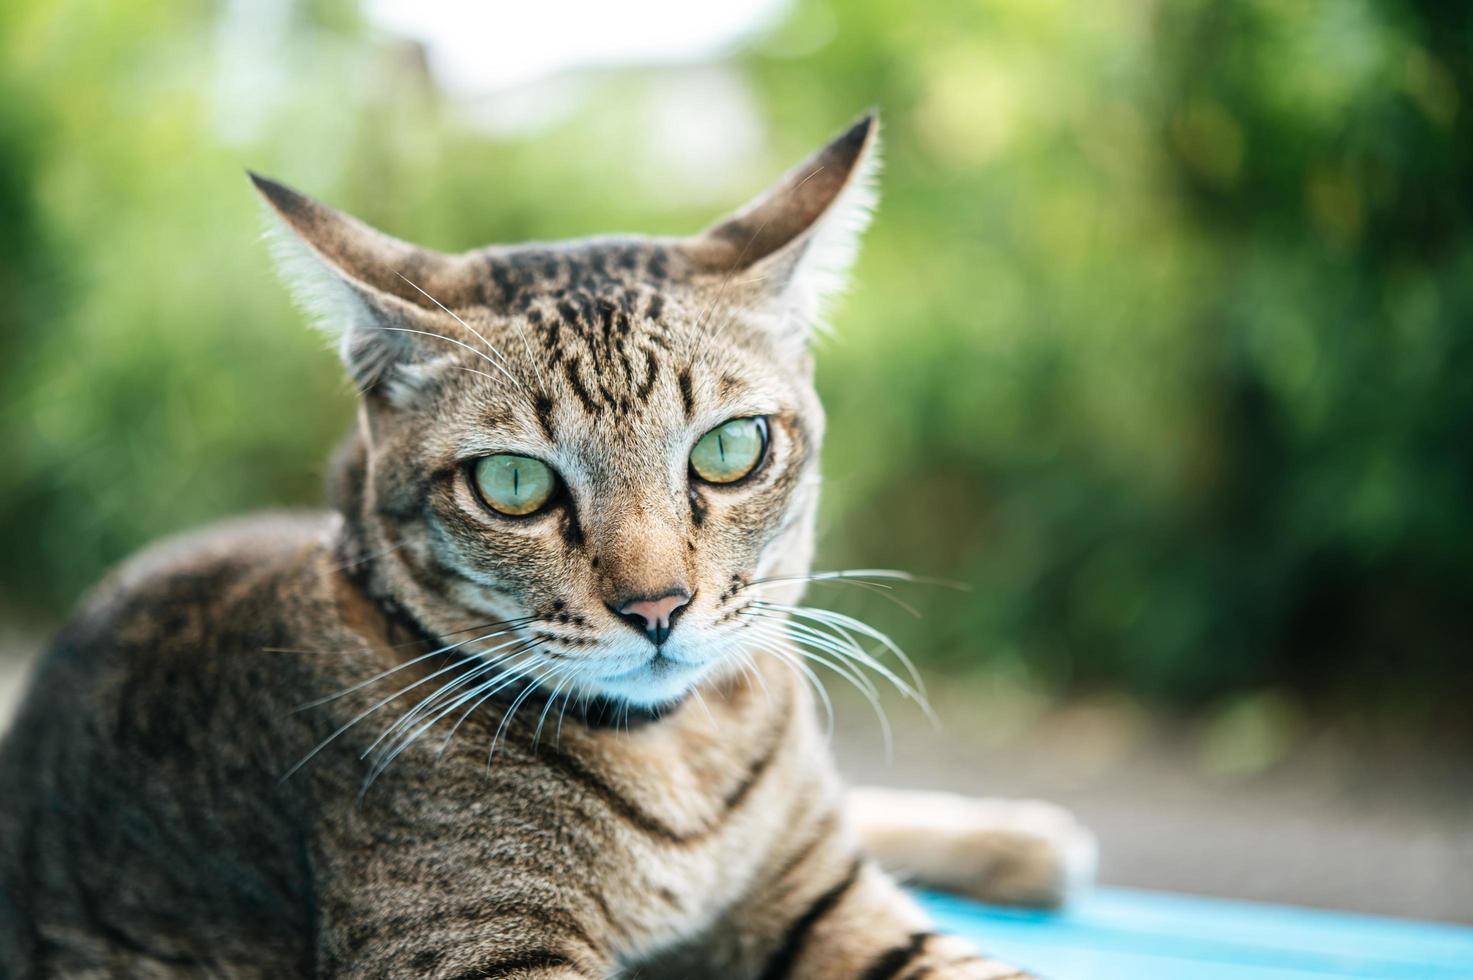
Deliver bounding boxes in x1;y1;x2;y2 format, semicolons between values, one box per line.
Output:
618;592;690;645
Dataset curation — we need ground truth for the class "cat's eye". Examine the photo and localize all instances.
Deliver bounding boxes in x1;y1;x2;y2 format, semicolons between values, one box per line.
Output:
690;417;768;485
472;454;558;516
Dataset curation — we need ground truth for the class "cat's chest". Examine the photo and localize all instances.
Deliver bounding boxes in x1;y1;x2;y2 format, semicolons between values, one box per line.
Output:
547;706;822;953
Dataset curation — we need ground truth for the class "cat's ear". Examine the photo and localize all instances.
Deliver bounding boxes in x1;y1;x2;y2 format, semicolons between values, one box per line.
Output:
249;173;465;403
678;111;880;344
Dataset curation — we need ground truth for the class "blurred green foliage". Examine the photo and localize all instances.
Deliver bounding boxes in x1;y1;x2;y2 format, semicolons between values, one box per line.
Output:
2;0;1470;728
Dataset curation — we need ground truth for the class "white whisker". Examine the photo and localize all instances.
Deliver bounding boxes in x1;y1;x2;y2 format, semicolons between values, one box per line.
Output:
732;649;772;709
689;686;715;726
292;618;538;711
327;541;407;573
787;577;923;618
754;600;929;708
376;325;523;388
742;635;836;741
281;627;535;781
742;620;884;705
487;665;553;767
740;616;900;756
532;670;573;748
430;649;554;758
366;639;541;758
393;271;527;389
362;649;549;792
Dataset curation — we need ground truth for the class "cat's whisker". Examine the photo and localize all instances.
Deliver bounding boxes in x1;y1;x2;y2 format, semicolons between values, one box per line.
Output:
740;619;869;696
732;649;772;709
375;325;523;389
293;649;478;716
773;631;884;706
753;600;929;708
362;646;552;791
741;619;883;704
360;646;541;771
486;661;555;768
532;670;573;748
764;610;933;732
555;689;576;745
441;365;508;384
433;665;534;756
263;615;504;658
761;609;921;703
393;271;529;389
280;627;537;781
427;645;556;759
742;568;969;591
289;616;540;711
500;304;548;392
327;540;408;573
740;612;908;753
741;635;835;741
781;643;891;757
755;576;925;618
367;639;542;757
740;610;883;690
689;686;716;727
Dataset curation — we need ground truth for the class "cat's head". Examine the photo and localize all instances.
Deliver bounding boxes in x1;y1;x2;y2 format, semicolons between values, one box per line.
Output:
255;114;879;708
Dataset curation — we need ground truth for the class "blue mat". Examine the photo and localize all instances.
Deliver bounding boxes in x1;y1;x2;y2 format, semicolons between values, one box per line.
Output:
916;888;1473;979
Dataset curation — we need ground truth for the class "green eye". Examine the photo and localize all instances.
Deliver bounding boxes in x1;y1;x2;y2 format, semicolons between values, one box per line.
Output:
690;417;768;484
472;455;558;516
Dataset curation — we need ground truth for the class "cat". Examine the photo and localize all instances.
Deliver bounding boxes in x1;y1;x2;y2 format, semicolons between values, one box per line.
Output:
0;113;1095;978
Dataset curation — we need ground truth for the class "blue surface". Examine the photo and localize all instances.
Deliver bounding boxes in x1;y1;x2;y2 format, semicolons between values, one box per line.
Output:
915;888;1473;979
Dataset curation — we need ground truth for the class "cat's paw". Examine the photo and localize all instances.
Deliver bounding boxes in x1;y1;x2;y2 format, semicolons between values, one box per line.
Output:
915;934;1037;979
942;797;1098;908
850;788;1098;909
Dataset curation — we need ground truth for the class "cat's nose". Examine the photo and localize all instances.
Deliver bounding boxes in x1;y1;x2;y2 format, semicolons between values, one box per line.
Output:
612;591;691;646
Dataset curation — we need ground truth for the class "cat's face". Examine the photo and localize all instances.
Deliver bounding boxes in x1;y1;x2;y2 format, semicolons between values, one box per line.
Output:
257;115;878;708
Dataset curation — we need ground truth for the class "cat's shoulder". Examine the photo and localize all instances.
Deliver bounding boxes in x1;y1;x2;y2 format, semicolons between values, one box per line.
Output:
56;510;342;659
3;512;346;748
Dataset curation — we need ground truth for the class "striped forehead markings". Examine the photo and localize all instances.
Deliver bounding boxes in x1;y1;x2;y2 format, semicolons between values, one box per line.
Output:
464;245;696;422
479;243;676;311
523;289;676;420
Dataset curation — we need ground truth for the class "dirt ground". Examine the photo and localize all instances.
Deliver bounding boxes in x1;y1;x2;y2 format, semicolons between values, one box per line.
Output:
2;631;1469;925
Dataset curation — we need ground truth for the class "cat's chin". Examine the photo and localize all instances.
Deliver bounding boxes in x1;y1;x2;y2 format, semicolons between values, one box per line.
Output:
586;652;712;709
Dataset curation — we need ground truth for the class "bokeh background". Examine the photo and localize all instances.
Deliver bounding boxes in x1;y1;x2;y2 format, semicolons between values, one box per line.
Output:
2;0;1470;920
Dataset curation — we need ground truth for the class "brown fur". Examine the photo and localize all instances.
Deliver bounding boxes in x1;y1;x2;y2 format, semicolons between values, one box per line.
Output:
0;115;1091;978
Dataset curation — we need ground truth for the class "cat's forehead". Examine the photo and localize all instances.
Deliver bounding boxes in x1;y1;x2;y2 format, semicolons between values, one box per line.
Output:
476;239;689;310
430;244;786;456
472;239;771;373
472;241;778;391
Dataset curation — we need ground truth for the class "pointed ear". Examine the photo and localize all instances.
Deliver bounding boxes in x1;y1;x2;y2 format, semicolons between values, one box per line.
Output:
679;111;880;339
249;173;466;402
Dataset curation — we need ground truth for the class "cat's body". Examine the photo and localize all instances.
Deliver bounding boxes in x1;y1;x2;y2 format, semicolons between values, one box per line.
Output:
0;115;1093;978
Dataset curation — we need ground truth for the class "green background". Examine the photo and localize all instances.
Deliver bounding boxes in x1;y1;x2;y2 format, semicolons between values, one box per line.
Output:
2;0;1470;745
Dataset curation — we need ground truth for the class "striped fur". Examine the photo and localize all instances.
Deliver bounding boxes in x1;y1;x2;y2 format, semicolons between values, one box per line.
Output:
0;115;1089;978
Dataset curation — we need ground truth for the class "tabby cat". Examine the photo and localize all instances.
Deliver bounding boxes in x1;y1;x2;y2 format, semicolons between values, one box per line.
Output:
0;114;1095;978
